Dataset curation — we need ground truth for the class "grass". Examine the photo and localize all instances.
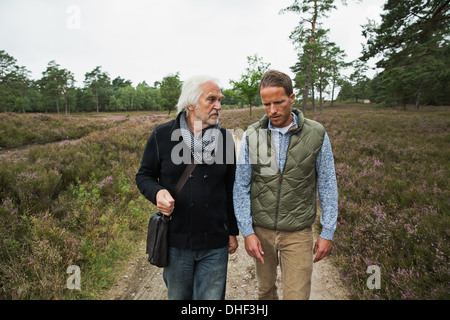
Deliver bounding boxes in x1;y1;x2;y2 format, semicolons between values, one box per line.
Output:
0;104;448;299
308;105;449;299
0;114;159;299
0;112;128;150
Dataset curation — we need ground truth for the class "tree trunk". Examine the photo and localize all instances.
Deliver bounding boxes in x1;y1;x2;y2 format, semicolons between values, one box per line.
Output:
415;79;423;110
302;69;311;114
311;85;316;112
330;78;336;107
64;94;68;115
95;90;99;112
301;0;318;115
319;80;323;111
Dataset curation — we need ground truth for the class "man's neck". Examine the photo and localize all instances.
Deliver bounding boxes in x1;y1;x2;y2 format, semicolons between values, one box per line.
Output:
186;115;205;137
269;113;295;131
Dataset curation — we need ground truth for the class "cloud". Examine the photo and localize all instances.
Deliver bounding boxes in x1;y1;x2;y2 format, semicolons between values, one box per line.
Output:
0;0;385;88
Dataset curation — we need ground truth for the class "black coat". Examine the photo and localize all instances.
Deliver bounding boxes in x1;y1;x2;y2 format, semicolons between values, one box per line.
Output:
136;112;239;250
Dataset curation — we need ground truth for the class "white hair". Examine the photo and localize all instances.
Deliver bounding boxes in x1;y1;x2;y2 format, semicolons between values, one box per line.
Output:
176;75;220;115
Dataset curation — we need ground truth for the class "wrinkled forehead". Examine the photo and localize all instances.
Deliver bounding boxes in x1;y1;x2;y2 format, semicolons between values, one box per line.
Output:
200;81;224;98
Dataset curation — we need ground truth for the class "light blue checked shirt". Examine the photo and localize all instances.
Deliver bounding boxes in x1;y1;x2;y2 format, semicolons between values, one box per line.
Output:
233;112;338;240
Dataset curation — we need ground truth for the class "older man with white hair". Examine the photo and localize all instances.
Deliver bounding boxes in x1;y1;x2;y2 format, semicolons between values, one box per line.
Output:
136;75;238;300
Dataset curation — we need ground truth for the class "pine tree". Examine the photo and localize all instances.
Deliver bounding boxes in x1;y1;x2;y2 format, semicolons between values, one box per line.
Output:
280;0;337;113
361;0;450;108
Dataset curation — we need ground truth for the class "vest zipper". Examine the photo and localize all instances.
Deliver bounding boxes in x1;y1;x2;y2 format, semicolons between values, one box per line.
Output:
274;172;283;230
274;130;286;230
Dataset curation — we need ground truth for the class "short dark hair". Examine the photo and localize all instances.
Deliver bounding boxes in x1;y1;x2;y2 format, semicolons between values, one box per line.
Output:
258;70;293;96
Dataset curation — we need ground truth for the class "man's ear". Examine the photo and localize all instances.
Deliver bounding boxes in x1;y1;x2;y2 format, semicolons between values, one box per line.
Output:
289;93;295;104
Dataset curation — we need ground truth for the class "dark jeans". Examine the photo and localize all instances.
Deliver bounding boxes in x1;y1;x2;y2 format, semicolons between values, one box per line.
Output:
163;246;228;300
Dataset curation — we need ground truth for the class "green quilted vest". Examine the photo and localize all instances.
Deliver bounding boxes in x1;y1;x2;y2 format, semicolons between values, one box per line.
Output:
246;108;325;231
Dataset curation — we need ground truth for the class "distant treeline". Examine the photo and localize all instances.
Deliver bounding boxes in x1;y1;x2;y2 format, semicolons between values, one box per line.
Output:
0;54;250;115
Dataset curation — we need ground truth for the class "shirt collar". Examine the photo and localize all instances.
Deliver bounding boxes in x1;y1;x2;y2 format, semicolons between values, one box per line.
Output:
268;112;299;132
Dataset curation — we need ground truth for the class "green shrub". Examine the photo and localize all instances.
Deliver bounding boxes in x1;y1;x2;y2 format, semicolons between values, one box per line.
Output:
0;114;157;299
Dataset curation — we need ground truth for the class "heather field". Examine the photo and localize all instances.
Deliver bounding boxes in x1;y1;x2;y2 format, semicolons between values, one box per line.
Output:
0;112;129;150
0;112;169;299
0;105;449;300
309;105;449;300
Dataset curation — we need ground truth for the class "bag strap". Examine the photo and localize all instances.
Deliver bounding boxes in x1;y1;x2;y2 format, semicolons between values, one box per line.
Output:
172;161;197;200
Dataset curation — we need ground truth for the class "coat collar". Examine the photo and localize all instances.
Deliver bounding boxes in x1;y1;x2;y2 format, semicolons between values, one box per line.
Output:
259;108;305;133
169;111;184;135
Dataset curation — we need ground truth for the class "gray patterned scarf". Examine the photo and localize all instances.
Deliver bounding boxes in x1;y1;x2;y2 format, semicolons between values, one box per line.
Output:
179;111;221;164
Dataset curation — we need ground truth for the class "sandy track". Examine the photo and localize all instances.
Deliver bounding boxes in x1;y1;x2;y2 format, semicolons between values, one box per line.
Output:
106;233;350;300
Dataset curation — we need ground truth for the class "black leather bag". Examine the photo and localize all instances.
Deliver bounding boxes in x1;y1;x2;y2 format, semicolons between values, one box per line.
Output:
146;162;196;267
146;212;171;267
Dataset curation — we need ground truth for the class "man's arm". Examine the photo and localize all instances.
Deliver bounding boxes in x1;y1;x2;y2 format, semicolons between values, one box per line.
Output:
233;132;264;263
314;132;338;262
316;132;338;240
136;129;165;205
233;131;254;237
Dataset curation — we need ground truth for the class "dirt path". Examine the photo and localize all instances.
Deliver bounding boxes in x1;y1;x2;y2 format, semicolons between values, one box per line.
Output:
106;232;350;300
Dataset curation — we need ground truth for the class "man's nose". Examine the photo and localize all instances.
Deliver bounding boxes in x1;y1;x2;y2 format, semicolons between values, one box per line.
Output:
213;101;222;110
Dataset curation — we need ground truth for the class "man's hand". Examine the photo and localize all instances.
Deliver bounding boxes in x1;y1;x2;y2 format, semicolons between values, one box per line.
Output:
244;234;264;264
228;236;238;254
313;237;332;263
156;189;175;216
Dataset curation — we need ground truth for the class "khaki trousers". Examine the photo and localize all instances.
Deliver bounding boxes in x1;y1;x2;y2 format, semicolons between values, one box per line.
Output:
254;226;313;300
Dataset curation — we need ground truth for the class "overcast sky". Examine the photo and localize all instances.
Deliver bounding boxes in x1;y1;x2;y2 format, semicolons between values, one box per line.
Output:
0;0;384;89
